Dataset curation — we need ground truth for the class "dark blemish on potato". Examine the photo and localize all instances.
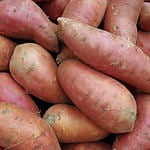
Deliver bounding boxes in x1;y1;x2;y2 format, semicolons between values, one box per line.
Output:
2;107;11;114
33;144;42;150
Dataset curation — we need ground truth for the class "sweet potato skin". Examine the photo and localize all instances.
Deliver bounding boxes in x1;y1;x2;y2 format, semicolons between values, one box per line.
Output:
0;102;61;150
104;0;144;43
9;43;68;103
57;17;150;93
0;0;59;52
39;0;70;21
62;0;108;27
61;142;111;150
0;36;16;71
57;59;137;133
43;104;109;143
113;93;150;149
0;72;39;115
139;2;150;31
136;31;150;57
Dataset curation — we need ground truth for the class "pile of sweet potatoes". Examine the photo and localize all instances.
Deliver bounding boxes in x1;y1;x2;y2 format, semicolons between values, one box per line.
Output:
0;0;150;149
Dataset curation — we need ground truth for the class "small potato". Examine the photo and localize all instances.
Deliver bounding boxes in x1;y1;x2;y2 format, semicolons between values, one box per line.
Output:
9;43;68;104
43;104;109;143
0;36;16;71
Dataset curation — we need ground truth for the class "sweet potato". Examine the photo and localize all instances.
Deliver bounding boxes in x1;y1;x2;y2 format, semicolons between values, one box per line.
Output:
0;102;61;150
9;43;68;104
39;0;70;21
43;104;109;143
0;36;16;71
0;72;39;115
61;142;111;150
56;46;77;64
139;2;150;31
104;0;144;44
136;31;150;57
57;17;150;93
62;0;108;27
57;59;137;133
113;93;150;149
0;0;59;52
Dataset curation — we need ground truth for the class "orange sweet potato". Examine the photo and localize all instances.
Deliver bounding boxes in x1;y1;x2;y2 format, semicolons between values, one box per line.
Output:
0;0;59;52
57;59;137;133
0;72;39;115
43;104;109;143
57;17;150;93
113;93;150;149
104;0;144;44
61;142;111;150
136;31;150;57
9;43;68;104
0;36;16;71
0;102;61;150
139;2;150;31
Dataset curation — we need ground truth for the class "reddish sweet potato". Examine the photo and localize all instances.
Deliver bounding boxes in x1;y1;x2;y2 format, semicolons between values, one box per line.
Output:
0;102;61;150
57;17;150;93
0;36;16;71
57;59;137;133
136;31;150;57
0;72;39;115
43;104;109;143
113;93;150;149
0;0;59;52
9;43;68;104
62;0;108;27
139;2;150;31
104;0;144;44
39;0;70;21
61;142;111;150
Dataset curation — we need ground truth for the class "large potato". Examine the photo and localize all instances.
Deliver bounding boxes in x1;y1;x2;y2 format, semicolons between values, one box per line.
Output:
9;43;68;104
57;59;137;133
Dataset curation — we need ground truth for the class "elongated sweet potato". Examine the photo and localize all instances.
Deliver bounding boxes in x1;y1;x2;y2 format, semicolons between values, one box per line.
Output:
139;2;150;31
43;104;109;143
39;0;70;21
104;0;144;44
61;142;111;150
0;0;59;52
0;102;61;150
57;17;150;93
9;43;68;103
0;36;16;71
62;0;108;27
57;59;137;133
136;31;150;57
0;72;39;115
113;93;150;149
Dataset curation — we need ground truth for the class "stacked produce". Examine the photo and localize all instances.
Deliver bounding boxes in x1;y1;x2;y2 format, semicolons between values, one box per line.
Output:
0;0;149;149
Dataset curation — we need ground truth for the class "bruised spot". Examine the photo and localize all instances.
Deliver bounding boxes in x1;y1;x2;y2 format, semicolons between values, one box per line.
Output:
112;25;119;31
2;107;11;114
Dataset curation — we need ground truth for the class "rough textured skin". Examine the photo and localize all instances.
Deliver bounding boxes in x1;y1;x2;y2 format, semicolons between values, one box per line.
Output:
0;72;40;115
0;102;61;150
104;0;144;44
39;0;70;21
113;93;150;150
9;43;68;104
43;104;109;143
57;59;137;133
136;31;150;57
139;2;150;31
57;17;150;93
0;0;59;52
62;0;108;27
0;36;16;71
61;142;112;150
